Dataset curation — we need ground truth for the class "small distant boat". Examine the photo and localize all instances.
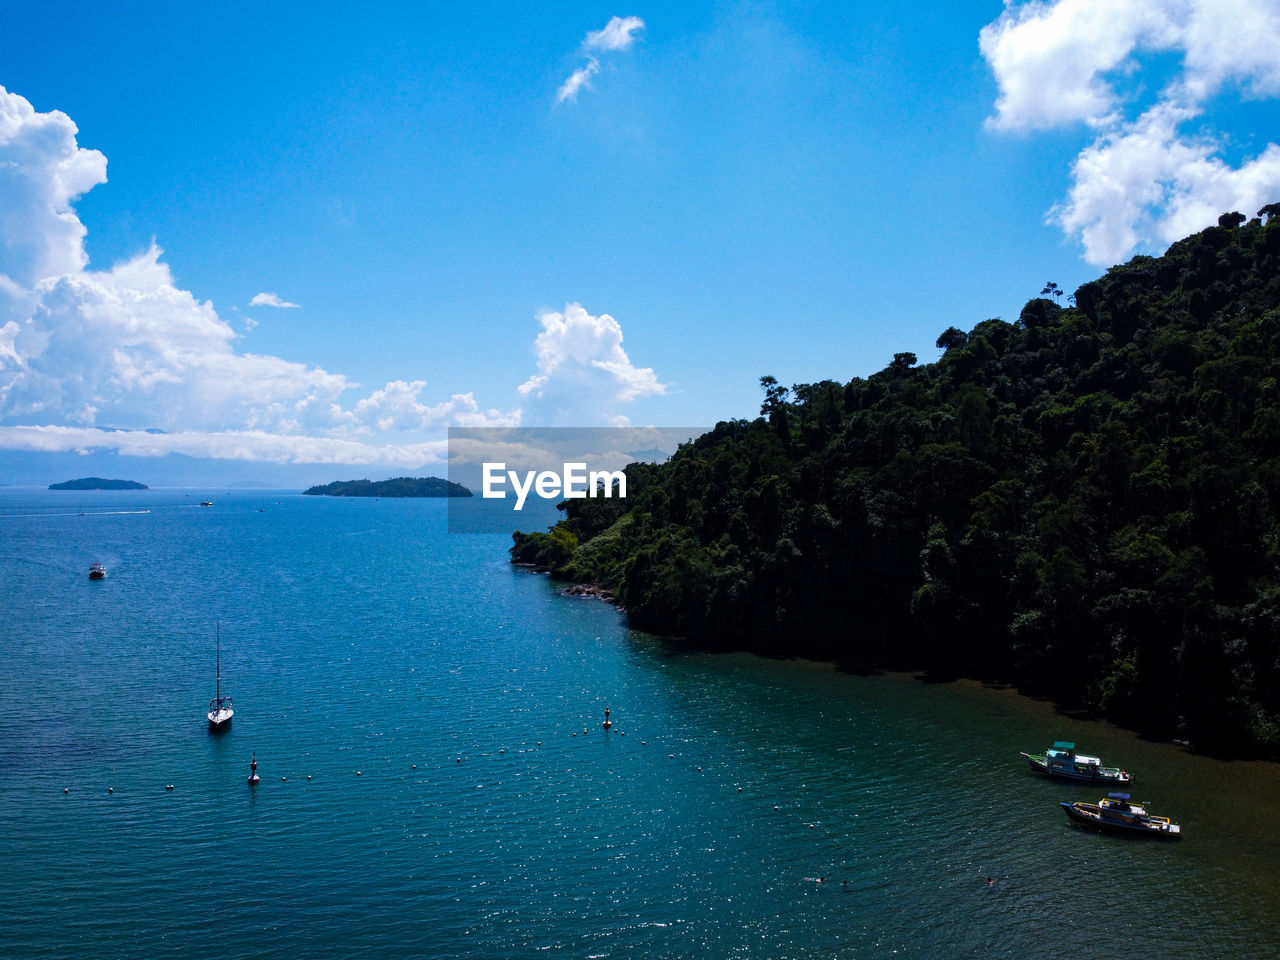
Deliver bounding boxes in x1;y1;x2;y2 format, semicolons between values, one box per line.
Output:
199;501;213;507
1060;793;1181;837
1021;741;1131;784
207;626;233;731
88;563;106;580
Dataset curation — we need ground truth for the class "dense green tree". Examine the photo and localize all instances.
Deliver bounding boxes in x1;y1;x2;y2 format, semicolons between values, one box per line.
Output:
513;210;1280;756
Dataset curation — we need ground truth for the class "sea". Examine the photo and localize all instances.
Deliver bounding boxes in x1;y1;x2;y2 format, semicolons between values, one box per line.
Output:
2;487;1279;959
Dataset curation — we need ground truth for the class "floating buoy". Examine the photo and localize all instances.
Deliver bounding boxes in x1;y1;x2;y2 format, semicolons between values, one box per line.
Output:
356;771;362;776
307;775;312;780
281;776;287;782
64;788;69;794
603;707;612;730
412;764;417;769
248;755;260;785
108;787;114;794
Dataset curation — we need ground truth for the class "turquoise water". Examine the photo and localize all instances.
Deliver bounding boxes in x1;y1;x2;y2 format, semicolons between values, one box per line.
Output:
2;488;1279;958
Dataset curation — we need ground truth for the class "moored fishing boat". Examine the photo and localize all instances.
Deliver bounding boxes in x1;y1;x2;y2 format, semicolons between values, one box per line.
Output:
1060;793;1181;837
88;562;106;580
1020;741;1131;784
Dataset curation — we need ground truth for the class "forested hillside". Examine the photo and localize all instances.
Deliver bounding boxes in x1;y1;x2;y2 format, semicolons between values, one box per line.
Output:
513;208;1280;755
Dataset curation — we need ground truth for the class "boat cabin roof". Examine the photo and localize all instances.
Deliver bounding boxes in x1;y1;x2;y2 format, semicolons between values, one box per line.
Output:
1108;792;1131;801
1052;741;1076;750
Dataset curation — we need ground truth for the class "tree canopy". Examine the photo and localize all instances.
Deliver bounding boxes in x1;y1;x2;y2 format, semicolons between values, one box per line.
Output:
513;211;1280;756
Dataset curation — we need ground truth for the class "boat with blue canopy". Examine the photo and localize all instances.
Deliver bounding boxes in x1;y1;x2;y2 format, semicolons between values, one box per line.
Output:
1020;741;1131;784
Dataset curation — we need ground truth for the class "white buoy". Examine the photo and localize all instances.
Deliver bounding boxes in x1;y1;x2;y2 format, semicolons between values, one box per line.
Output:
248;755;260;785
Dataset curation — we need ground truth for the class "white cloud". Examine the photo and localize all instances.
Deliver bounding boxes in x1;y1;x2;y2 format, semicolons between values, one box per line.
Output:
586;15;645;52
518;303;666;425
0;86;666;467
557;59;600;104
558;16;645;104
980;0;1280;264
0;84;106;293
1;242;353;433
1051;101;1280;264
980;1;1171;132
249;292;300;308
352;381;520;432
0;86;518;466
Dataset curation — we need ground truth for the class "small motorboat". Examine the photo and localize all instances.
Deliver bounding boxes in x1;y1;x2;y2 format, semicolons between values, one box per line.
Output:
1060;793;1181;837
1021;741;1131;784
88;563;106;580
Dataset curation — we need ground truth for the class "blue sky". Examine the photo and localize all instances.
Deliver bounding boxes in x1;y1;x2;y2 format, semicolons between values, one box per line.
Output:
1;1;1278;485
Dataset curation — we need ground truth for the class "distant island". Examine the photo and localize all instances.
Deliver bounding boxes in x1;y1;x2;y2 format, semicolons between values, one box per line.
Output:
303;476;472;498
49;477;148;490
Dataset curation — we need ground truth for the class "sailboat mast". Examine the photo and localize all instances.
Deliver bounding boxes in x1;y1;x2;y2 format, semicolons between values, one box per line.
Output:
216;622;222;702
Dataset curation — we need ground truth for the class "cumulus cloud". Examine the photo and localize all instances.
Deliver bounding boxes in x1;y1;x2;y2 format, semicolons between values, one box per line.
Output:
0;87;517;466
0;86;665;467
0;85;106;290
557;15;645;104
2;241;353;433
980;0;1280;264
352;381;521;432
249;292;300;308
518;303;667;425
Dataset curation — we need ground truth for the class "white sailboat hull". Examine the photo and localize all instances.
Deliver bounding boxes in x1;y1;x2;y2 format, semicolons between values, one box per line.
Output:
208;703;233;728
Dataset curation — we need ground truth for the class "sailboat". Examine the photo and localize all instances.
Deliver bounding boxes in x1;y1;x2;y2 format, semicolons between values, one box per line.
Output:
207;625;234;730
